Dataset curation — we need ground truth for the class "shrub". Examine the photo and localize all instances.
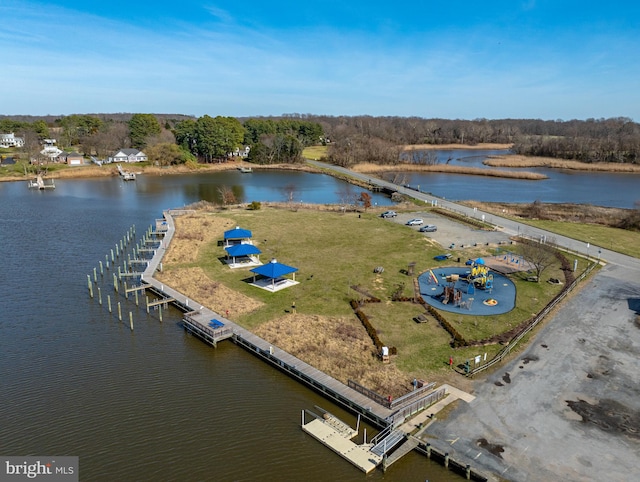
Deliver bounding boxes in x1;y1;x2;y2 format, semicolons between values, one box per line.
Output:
248;201;262;210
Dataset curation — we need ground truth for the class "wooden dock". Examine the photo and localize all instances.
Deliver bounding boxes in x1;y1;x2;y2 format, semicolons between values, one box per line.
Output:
130;210;485;477
301;410;382;473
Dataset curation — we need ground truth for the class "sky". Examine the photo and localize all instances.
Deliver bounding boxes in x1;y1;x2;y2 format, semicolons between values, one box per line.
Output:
2;0;639;120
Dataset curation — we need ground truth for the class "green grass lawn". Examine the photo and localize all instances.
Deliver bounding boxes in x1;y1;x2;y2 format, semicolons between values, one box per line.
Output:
302;145;329;160
518;219;640;259
179;206;584;378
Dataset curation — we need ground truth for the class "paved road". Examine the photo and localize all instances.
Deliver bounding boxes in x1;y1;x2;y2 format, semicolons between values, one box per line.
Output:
311;160;640;481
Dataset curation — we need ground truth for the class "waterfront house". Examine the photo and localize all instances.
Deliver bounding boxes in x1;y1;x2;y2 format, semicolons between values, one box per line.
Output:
0;133;24;148
108;149;148;163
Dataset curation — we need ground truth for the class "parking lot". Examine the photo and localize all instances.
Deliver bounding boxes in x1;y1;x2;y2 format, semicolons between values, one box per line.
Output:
387;211;512;250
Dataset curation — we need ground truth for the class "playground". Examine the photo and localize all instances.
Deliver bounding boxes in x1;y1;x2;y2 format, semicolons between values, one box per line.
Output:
418;258;517;316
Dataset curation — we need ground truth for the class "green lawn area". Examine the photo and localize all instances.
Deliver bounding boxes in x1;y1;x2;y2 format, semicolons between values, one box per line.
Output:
302;145;328;160
518;219;640;259
182;206;582;378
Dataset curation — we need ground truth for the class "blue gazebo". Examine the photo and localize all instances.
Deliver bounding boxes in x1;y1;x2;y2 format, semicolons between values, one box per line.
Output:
250;259;299;291
224;226;253;246
224;243;262;266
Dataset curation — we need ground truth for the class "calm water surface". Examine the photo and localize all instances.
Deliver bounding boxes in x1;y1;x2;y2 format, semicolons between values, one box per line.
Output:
1;158;635;480
398;148;640;208
0;177;456;482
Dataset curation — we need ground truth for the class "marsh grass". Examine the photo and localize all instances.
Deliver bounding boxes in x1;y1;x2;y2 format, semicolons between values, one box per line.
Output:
351;163;547;180
485;154;640;172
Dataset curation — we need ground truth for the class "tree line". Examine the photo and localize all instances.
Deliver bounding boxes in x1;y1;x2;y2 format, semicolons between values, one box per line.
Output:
2;113;639;166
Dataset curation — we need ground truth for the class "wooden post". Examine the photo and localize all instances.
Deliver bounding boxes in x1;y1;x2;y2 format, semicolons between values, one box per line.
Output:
88;281;93;299
120;239;123;251
444;452;449;468
135;289;139;306
87;274;92;290
99;260;104;276
158;305;163;322
129;312;134;331
466;464;471;480
146;296;150;314
115;243;119;258
108;295;112;313
117;302;122;321
93;267;97;282
124;281;128;299
111;249;114;262
123;259;126;273
113;273;118;292
98;287;102;305
426;443;431;458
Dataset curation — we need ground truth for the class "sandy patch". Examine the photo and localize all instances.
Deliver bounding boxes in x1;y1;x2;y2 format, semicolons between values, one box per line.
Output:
156;266;264;316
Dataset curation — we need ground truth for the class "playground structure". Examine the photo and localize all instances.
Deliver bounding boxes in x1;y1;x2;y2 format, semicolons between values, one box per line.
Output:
465;258;493;291
419;260;517;316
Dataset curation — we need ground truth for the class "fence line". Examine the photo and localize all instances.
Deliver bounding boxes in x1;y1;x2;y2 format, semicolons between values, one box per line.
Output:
467;261;598;377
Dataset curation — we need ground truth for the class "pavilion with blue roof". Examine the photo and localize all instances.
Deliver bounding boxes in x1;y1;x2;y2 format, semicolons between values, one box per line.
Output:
250;259;299;292
224;243;262;268
223;226;253;247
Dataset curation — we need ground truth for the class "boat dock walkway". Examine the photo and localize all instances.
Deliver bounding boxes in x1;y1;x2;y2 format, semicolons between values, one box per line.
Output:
134;209;479;475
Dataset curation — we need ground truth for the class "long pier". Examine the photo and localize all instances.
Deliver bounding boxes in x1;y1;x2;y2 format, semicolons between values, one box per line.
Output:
132;210;483;478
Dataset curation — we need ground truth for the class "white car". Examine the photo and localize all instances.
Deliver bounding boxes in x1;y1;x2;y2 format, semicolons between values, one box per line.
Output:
406;218;423;226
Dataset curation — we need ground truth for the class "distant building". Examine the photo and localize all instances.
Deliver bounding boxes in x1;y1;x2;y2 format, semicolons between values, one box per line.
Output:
58;151;84;165
0;133;25;148
41;139;62;160
108;148;148;163
229;146;250;158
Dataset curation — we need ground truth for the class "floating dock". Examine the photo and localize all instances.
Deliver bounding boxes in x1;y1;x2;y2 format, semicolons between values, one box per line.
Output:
301;410;382;474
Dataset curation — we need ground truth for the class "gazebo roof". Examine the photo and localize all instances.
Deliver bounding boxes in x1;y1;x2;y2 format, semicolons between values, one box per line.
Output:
250;259;298;278
225;244;261;257
224;226;252;240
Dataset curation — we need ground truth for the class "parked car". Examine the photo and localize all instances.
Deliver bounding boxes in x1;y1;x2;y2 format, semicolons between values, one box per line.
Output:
381;211;397;218
406;218;423;226
419;224;437;232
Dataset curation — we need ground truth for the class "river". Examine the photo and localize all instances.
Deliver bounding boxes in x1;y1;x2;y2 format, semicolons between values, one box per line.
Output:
398;148;639;208
0;175;458;482
0;157;635;481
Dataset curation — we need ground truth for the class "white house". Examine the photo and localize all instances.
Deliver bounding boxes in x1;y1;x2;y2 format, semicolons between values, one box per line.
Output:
40;139;62;160
0;133;25;148
108;148;147;163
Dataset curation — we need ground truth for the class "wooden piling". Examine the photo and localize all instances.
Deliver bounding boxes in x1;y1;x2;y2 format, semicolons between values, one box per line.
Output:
129;312;134;331
108;295;112;313
113;273;118;292
111;248;114;262
99;260;104;275
135;289;139;306
124;281;128;299
93;267;97;282
146;296;149;314
117;302;122;321
87;275;94;298
98;287;102;305
158;305;163;322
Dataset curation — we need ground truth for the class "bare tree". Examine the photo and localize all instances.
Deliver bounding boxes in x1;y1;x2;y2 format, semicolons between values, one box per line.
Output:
518;238;558;282
217;185;236;205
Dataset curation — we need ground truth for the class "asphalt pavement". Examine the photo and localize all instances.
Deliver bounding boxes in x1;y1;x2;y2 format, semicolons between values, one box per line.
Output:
310;160;640;481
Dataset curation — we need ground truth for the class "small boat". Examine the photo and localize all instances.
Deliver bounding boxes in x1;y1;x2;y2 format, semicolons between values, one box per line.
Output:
238;166;253;173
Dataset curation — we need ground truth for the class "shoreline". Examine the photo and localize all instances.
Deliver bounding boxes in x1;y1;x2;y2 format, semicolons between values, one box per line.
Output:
351;162;548;180
485;153;640;172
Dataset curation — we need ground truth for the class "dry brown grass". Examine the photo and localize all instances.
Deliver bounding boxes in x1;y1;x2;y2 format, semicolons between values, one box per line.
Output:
157;266;264;316
351;162;547;180
253;314;411;397
164;213;234;264
403;143;513;150
462;200;631;227
485;154;640;172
